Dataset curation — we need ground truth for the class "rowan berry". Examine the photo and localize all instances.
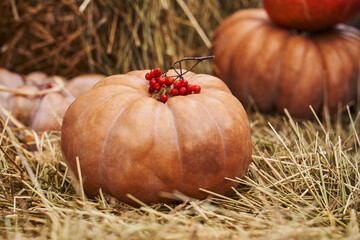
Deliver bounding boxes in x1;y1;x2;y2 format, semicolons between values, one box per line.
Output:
150;70;155;78
153;68;162;78
171;88;179;96
149;79;157;87
187;84;193;94
181;79;188;87
179;86;187;95
157;76;166;85
153;83;161;91
165;77;174;86
145;72;151;80
173;80;182;89
193;85;201;93
148;86;155;93
160;94;168;103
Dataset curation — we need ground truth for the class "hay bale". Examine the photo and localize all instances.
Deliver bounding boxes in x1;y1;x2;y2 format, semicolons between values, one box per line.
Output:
0;0;260;78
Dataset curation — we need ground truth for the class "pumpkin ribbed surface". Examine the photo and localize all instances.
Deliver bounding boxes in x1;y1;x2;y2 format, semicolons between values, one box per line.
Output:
263;0;360;31
61;70;252;204
212;9;360;118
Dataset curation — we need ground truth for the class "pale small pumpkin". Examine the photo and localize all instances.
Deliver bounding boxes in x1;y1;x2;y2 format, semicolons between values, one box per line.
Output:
25;72;50;86
66;74;105;97
0;69;74;132
0;68;24;110
8;85;73;132
212;9;360;119
61;70;252;205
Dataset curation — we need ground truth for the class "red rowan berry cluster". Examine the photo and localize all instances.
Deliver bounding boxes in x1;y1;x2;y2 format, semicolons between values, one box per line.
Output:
145;67;201;103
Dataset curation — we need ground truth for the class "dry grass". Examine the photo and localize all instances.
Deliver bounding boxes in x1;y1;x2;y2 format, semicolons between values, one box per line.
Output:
0;107;359;239
0;0;260;78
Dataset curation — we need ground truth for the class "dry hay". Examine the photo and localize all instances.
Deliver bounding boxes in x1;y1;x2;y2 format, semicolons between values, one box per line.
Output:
0;0;260;78
0;108;359;239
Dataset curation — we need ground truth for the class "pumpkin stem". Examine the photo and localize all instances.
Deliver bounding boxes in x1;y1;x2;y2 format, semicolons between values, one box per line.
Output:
151;86;171;101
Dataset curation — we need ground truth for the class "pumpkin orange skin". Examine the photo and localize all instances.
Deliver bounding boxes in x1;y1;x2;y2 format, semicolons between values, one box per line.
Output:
212;9;360;119
263;0;360;32
61;70;252;205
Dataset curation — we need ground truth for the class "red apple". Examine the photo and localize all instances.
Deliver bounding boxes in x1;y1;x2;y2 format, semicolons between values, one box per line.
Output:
263;0;360;31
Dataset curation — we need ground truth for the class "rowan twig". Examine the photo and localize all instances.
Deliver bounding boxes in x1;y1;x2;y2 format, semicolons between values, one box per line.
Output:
166;56;214;79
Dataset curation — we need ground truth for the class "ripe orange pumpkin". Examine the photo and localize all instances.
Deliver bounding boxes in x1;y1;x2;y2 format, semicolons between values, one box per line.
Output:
61;70;252;205
212;9;360;119
263;0;360;32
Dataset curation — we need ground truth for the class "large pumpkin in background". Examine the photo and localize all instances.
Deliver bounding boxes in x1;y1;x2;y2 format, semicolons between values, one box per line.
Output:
212;9;360;119
61;70;252;205
263;0;360;31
